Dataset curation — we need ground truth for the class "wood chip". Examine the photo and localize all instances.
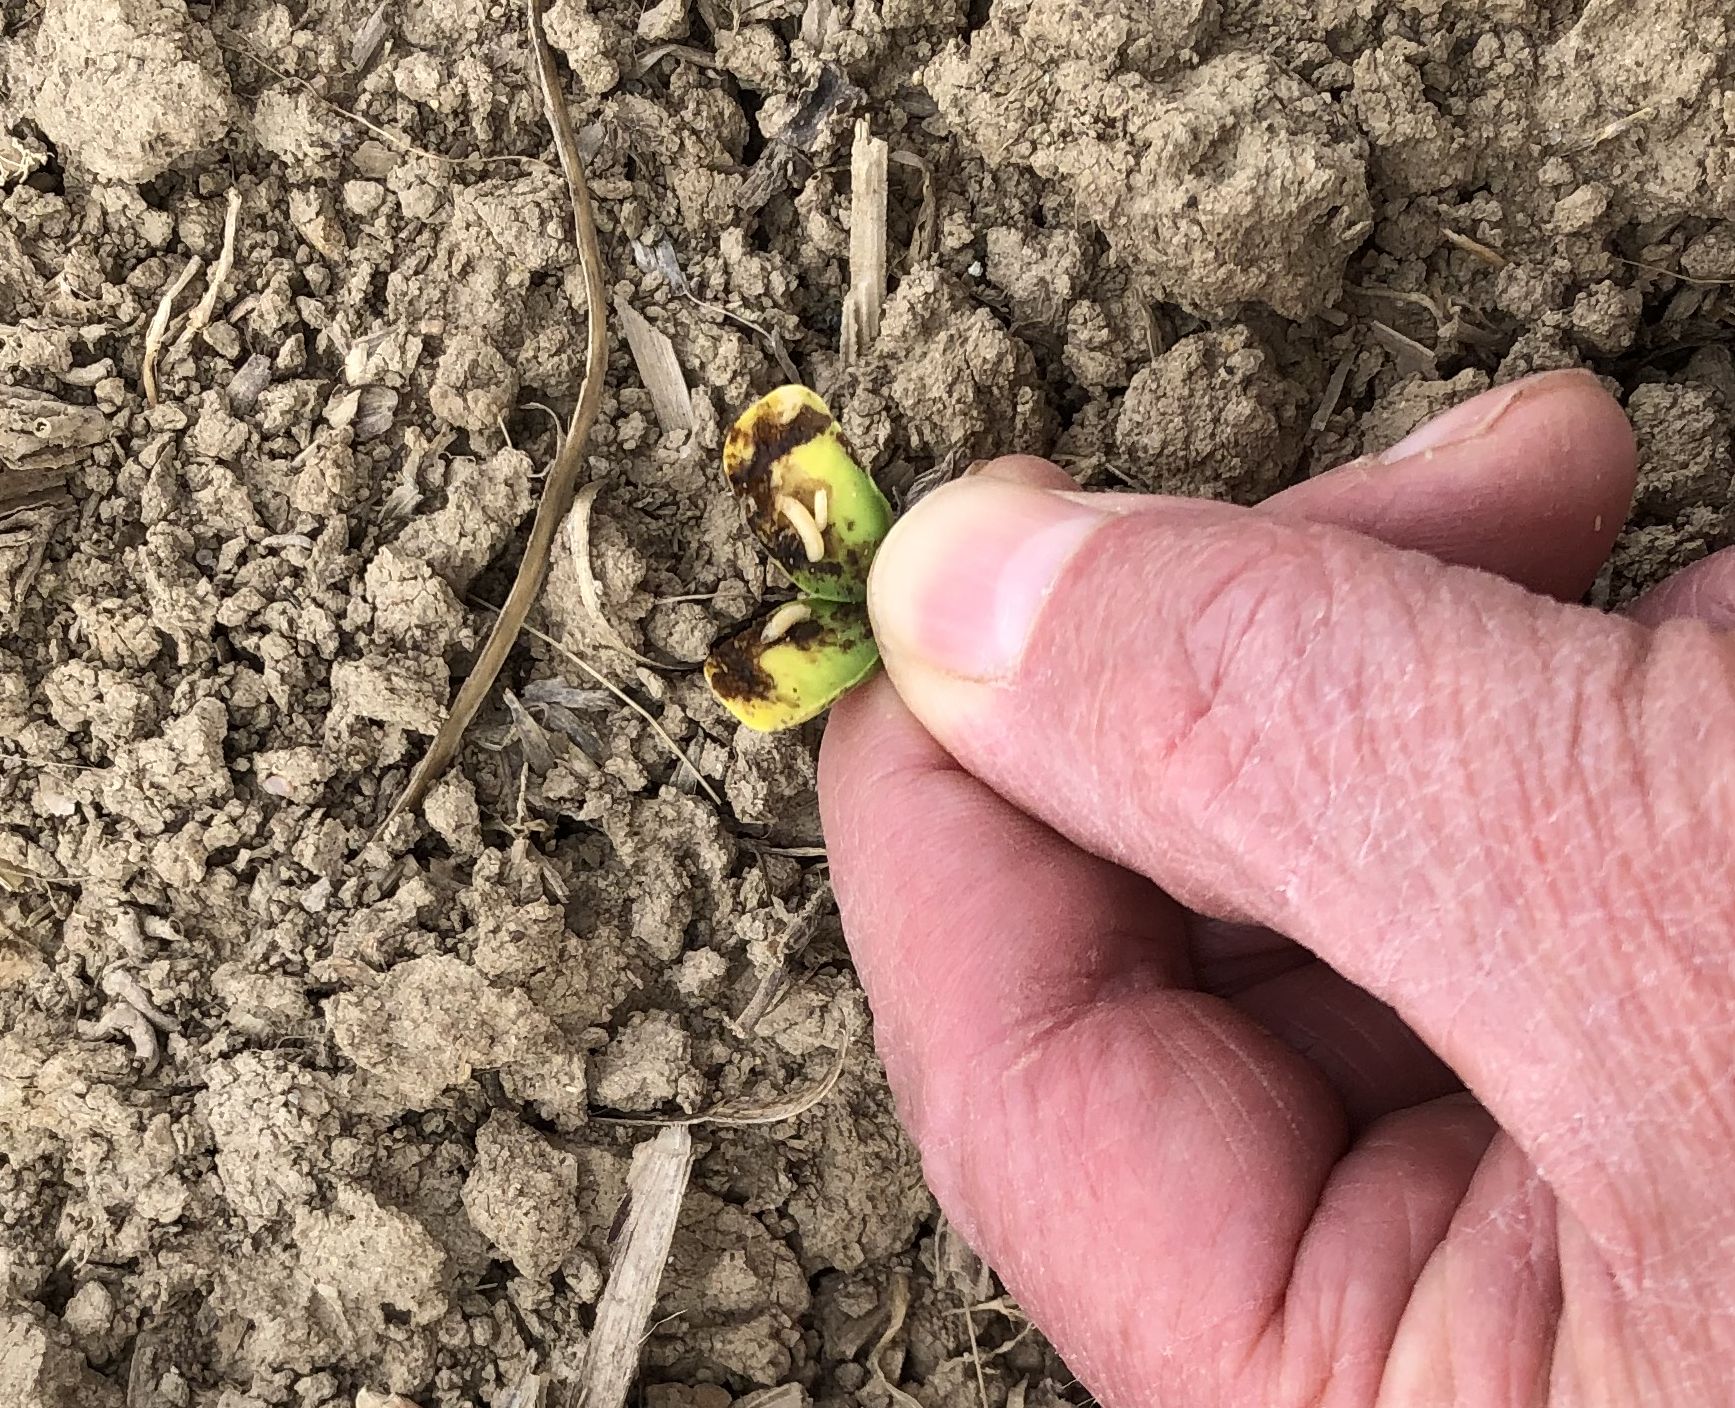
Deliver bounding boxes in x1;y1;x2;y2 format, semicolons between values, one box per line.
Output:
737;1390;809;1408
890;150;936;265
227;353;273;409
577;1126;694;1408
841;120;888;365
1438;225;1508;269
614;295;692;433
350;2;391;70
1309;348;1356;436
1368;319;1438;378
502;689;556;772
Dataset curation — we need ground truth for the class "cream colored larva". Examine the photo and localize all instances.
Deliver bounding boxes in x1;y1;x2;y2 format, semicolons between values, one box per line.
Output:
759;601;814;644
777;494;826;562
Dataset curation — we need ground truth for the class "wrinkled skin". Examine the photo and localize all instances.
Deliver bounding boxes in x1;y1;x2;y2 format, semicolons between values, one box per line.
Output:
819;370;1735;1406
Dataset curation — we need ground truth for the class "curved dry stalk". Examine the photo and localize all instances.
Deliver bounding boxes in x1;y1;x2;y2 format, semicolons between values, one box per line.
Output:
593;1024;852;1127
378;0;609;834
141;255;203;405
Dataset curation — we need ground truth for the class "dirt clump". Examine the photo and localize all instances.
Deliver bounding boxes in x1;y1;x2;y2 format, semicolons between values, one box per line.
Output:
22;0;234;184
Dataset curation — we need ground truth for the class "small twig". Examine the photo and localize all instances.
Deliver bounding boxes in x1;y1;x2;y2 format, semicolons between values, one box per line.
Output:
379;0;611;832
489;605;724;808
1614;255;1735;288
1438;226;1508;269
733;880;833;1034
1308;348;1356;436
630;42;723;77
964;1296;991;1408
141;256;203;405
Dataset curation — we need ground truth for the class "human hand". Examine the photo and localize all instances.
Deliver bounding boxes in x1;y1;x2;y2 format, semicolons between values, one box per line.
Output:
818;370;1735;1405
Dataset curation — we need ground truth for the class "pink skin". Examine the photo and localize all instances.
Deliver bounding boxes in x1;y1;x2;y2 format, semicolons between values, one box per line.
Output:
818;370;1735;1405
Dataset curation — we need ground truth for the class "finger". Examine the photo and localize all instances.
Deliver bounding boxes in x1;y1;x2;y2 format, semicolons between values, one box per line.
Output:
977;382;1628;1125
820;679;1497;1405
971;376;1632;1124
821;677;1192;1110
1265;369;1634;602
968;454;1076;490
864;437;1733;1251
976;371;1636;601
1626;545;1735;628
1219;957;1459;1126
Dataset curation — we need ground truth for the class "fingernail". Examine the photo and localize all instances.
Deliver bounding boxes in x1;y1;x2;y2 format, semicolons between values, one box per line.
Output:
868;478;1106;682
1377;369;1600;464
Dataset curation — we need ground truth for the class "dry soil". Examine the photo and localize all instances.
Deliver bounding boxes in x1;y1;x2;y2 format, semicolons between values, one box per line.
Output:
2;1;1734;1405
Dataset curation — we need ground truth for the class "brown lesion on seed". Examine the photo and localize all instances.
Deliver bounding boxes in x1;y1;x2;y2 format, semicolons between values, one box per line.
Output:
704;614;829;707
724;402;842;566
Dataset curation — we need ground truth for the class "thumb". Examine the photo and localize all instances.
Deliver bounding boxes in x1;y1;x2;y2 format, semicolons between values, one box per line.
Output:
866;451;1735;1264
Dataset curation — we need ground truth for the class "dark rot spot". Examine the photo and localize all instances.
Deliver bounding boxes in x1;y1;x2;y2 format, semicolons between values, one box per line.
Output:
704;625;776;705
704;600;879;730
724;402;833;518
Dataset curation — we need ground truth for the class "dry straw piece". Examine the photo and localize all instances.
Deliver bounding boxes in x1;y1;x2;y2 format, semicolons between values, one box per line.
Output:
841;119;888;364
379;0;609;833
613;294;693;433
576;1126;694;1408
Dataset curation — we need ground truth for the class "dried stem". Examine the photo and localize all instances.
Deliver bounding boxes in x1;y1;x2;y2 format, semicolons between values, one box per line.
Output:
378;0;610;833
141;255;203;405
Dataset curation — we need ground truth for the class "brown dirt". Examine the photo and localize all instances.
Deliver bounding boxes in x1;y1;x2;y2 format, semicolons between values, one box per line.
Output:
1;0;1732;1404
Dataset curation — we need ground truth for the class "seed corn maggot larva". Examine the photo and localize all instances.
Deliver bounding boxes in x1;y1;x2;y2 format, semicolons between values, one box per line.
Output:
760;601;813;643
812;486;829;533
778;494;826;562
